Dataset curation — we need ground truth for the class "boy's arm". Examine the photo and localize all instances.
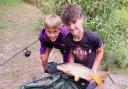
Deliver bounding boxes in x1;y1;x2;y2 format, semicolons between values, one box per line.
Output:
39;33;52;71
40;48;52;71
69;53;74;63
68;50;74;63
85;45;104;82
92;44;104;72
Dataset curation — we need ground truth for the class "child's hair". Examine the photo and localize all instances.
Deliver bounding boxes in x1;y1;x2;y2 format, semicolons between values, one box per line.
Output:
44;14;62;29
61;4;83;25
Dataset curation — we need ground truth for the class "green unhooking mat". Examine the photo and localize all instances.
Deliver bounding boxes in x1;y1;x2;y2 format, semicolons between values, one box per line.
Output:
20;73;80;89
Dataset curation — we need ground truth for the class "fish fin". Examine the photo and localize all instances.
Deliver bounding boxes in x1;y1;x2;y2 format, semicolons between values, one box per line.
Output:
74;76;80;81
90;75;107;89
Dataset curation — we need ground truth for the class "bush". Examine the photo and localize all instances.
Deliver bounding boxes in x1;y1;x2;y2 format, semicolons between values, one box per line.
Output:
81;0;128;70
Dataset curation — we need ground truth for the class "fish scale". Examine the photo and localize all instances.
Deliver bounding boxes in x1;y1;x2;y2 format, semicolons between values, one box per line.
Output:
57;62;107;89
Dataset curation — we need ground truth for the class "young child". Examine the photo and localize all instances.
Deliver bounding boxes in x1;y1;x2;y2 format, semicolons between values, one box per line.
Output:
39;14;69;72
61;4;104;89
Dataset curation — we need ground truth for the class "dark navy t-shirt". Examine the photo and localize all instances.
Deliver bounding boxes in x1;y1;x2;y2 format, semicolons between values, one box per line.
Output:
64;29;103;68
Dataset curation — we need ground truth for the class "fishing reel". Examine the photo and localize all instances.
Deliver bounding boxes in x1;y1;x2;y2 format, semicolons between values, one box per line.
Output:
24;48;31;57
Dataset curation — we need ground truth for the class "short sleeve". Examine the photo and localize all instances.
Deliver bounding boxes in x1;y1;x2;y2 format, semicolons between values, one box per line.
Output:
91;32;103;49
60;26;69;41
86;30;103;49
61;27;69;36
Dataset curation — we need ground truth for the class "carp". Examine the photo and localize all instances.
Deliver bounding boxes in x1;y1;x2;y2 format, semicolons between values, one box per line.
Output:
57;63;107;89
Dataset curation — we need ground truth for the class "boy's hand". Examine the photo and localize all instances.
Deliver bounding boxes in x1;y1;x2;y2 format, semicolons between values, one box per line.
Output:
84;69;97;82
92;67;97;73
84;77;92;82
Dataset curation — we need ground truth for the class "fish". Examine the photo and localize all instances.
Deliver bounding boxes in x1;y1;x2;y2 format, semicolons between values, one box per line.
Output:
57;62;107;89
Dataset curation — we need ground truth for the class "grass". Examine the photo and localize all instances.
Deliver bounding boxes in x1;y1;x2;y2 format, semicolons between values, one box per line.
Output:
0;0;23;6
30;17;42;31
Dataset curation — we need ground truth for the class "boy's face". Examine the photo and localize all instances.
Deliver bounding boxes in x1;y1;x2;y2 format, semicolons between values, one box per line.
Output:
65;17;83;37
45;28;60;41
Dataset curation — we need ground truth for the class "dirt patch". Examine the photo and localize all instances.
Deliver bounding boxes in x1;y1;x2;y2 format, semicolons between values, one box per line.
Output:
0;4;43;89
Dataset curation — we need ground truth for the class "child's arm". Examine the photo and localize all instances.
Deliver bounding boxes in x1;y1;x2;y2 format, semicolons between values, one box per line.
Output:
40;48;52;71
69;53;74;63
84;45;104;81
68;50;74;63
39;32;52;71
92;44;104;72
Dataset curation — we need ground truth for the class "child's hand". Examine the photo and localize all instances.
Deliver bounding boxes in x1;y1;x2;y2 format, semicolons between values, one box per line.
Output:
84;77;92;81
92;67;97;73
85;69;97;82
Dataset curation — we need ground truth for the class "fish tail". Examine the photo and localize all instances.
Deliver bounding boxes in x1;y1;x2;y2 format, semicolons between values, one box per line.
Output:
90;75;107;89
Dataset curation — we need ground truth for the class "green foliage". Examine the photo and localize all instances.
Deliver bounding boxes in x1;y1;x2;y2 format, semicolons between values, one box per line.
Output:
0;0;23;6
42;0;55;14
84;1;128;70
103;48;128;70
101;7;128;70
41;0;79;15
31;18;42;31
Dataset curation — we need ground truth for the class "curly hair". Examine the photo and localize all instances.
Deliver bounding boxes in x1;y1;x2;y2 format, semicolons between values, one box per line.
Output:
61;4;83;25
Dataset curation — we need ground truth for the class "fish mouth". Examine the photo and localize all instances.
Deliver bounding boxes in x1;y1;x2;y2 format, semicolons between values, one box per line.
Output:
56;66;59;69
56;65;62;70
57;63;65;65
56;63;66;69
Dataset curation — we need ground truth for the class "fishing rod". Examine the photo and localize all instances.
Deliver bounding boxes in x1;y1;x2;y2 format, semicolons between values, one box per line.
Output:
107;73;128;87
0;39;39;66
107;74;115;84
0;13;40;66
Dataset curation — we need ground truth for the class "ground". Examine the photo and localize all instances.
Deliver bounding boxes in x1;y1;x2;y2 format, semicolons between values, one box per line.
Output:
0;4;128;89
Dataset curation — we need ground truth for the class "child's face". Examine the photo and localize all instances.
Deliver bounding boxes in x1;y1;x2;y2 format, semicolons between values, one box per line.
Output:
65;17;83;37
45;28;60;41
